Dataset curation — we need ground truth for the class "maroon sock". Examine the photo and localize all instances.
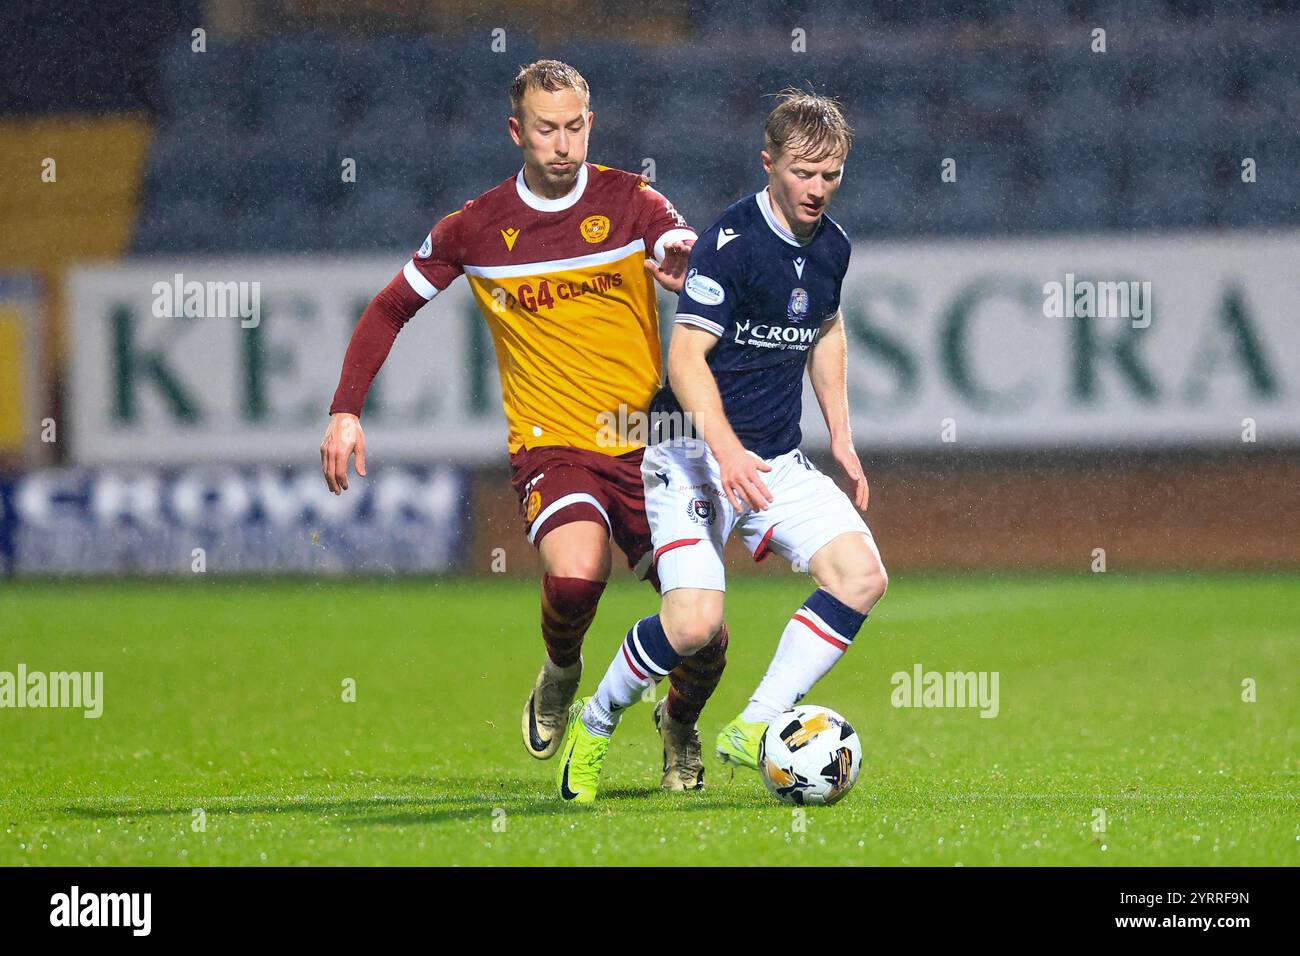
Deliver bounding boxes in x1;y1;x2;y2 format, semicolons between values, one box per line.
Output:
540;574;606;668
666;623;729;725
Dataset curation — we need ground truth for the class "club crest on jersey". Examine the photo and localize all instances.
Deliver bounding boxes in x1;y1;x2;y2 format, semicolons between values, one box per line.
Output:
580;215;610;244
787;287;809;321
684;269;725;306
686;497;716;526
526;490;542;523
501;227;520;251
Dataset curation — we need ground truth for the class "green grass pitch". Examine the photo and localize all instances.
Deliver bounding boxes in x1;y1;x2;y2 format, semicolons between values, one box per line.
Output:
1;573;1295;866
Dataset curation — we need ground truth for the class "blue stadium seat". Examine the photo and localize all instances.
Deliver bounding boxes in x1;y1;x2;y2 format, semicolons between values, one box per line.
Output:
131;23;1300;253
132;197;231;254
142;125;245;206
225;197;324;254
1039;169;1115;231
1124;163;1213;230
324;185;431;252
156;38;255;122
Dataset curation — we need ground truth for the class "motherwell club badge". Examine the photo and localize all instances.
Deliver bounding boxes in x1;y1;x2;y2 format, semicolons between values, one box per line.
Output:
580;215;610;244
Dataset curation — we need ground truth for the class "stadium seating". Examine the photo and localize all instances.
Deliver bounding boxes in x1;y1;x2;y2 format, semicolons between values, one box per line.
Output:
118;8;1300;254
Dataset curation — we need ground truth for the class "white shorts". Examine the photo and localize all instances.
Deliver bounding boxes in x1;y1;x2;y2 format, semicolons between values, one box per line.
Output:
643;437;875;593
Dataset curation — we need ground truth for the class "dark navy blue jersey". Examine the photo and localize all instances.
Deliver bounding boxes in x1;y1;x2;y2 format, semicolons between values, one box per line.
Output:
651;187;851;460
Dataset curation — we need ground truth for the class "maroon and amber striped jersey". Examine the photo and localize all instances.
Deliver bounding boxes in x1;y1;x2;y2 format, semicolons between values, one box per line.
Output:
401;162;695;455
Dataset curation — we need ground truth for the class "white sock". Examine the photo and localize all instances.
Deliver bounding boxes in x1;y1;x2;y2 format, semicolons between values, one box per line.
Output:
742;589;866;724
583;615;681;737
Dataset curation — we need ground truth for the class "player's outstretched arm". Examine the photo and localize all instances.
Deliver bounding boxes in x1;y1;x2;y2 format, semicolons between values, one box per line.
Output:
809;312;869;512
321;270;428;494
667;325;773;512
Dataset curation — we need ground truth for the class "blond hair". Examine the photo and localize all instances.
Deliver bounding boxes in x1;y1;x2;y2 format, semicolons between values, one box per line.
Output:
764;87;853;162
509;59;590;118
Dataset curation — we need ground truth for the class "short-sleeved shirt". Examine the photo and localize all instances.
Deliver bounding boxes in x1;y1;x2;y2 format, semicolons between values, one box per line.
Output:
651;187;850;459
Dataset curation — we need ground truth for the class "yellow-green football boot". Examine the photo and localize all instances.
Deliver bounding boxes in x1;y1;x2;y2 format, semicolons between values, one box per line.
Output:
715;714;767;772
555;697;610;804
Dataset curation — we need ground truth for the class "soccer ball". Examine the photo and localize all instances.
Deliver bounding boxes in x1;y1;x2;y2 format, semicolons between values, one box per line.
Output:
758;705;862;806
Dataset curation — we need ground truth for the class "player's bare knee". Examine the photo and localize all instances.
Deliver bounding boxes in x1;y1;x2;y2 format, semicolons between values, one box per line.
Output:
665;612;724;655
817;555;887;615
661;590;724;656
548;557;608;582
672;620;720;655
843;556;887;612
861;562;888;610
547;545;611;581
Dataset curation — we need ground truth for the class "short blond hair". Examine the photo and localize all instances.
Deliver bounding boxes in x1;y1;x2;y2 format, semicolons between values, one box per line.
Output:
764;88;853;162
509;59;590;118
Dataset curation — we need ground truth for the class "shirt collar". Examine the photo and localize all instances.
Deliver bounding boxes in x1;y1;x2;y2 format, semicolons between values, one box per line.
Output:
515;163;588;212
756;186;819;247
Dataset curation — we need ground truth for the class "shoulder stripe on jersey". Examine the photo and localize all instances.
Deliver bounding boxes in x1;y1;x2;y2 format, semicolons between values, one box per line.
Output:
675;314;724;336
463;238;646;279
402;259;440;300
653;227;697;263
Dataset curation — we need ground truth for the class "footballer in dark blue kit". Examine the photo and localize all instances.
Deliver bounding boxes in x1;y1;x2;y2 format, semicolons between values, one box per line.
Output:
556;89;889;803
652;180;852;461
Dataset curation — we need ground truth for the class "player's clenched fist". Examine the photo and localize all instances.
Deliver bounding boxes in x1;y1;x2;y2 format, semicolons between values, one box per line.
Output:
320;412;367;495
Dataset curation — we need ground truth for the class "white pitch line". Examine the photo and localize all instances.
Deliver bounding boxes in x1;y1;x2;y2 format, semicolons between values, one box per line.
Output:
28;791;1300;809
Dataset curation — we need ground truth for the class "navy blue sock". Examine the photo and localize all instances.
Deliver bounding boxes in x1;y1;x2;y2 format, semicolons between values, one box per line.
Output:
623;614;682;678
799;589;868;649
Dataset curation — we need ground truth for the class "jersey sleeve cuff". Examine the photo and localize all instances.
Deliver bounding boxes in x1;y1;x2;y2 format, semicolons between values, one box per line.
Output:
402;259;440;300
653;228;698;263
674;314;724;337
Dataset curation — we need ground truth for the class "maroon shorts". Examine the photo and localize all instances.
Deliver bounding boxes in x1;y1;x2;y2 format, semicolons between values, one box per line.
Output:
509;444;654;580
